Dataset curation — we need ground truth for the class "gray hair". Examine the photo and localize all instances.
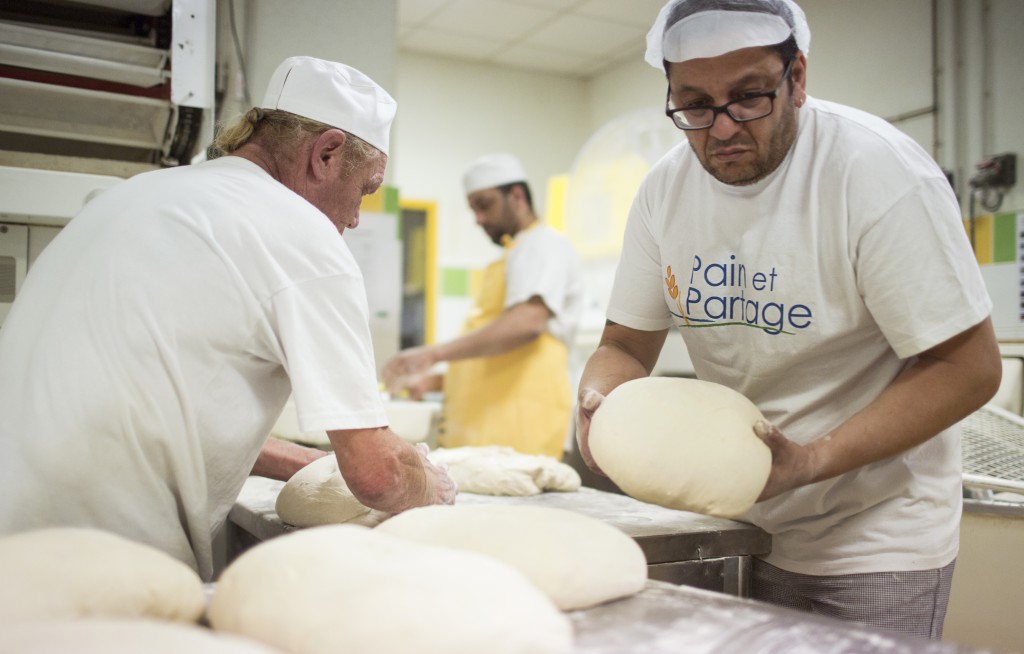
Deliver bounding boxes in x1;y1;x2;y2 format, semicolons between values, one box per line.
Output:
211;108;382;174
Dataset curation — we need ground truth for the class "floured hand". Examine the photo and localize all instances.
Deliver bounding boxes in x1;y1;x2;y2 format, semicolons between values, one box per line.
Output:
575;388;606;475
752;420;820;502
416;442;458;505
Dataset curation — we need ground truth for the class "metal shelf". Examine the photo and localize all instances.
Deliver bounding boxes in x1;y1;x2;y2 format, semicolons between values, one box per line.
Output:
0;77;170;150
0;20;169;87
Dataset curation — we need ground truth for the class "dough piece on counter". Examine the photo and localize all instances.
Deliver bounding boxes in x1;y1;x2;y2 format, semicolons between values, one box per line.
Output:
428;446;581;496
0;527;204;623
376;504;647;610
275;455;391;528
589;377;771;519
208;524;572;654
0;619;283;654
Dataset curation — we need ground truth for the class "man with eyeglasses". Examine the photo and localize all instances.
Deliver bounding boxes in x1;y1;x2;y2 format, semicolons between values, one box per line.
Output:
575;0;999;639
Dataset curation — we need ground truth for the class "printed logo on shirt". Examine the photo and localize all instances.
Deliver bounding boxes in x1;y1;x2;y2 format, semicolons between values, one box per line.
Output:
664;255;813;335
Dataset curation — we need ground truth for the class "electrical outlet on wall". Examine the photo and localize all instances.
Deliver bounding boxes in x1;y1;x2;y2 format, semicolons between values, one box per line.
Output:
971;153;1017;189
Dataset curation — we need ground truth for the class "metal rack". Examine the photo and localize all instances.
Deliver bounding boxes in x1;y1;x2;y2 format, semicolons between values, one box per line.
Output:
0;1;216;327
0;0;214;168
961;404;1024;495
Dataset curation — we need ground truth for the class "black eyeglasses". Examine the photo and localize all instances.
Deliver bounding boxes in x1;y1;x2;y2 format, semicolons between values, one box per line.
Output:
666;59;794;131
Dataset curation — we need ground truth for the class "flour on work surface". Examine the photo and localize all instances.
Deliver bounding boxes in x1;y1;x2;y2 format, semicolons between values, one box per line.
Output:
208;524;573;654
428;446;581;496
377;504;646;610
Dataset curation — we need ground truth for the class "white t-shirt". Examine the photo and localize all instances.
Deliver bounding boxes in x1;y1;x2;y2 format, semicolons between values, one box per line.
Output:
0;157;386;579
505;224;584;348
608;97;991;575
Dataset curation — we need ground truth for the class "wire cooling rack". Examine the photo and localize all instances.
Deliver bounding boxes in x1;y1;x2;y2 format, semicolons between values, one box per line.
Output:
961;404;1024;494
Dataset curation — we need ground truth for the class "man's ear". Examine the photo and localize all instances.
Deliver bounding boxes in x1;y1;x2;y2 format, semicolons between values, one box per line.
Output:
507;183;526;207
792;52;808;93
310;129;348;181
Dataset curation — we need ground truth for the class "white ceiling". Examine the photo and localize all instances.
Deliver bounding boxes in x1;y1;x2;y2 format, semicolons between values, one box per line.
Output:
397;0;668;79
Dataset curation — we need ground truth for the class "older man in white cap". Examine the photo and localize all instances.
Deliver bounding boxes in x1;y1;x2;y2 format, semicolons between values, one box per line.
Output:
0;56;455;580
383;153;583;460
575;0;999;638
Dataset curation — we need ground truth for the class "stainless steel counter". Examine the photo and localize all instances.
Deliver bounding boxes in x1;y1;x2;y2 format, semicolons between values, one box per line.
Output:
570;580;990;654
227;476;770;596
198;577;988;653
224;478;989;653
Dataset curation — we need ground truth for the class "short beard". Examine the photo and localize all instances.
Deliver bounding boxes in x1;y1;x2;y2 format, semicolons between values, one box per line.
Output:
487;197;519;245
696;95;799;186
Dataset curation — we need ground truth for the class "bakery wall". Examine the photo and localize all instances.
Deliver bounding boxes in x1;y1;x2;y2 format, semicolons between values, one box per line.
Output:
228;0;1024;348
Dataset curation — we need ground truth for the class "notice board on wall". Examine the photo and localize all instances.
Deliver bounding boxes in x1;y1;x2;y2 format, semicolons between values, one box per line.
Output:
973;211;1024;341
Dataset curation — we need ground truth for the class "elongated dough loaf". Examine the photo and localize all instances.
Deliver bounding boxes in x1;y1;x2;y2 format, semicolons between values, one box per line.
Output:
377;504;647;609
208;525;573;654
0;528;205;623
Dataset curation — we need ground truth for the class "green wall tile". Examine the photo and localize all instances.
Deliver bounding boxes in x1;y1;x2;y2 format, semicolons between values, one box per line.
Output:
384;186;400;214
441;268;469;297
994;212;1018;263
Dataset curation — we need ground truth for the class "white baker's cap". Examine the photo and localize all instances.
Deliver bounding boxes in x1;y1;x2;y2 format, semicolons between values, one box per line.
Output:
261;56;397;155
462;153;528;195
644;0;811;68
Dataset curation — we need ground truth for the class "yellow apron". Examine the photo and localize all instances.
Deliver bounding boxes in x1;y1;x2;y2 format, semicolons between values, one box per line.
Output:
440;238;572;460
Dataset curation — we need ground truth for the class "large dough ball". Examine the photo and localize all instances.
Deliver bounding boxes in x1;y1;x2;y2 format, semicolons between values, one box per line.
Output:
0;619;283;654
376;504;647;610
275;455;391;528
0;528;205;623
589;377;771;518
207;524;572;654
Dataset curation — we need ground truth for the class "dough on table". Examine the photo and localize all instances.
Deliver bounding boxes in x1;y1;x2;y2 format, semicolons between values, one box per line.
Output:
0;619;283;654
208;524;572;654
0;527;205;623
589;377;771;518
376;504;647;610
275;455;391;528
428;446;581;496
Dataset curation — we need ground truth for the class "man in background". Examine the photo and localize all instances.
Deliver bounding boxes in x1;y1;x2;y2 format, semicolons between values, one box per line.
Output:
0;56;455;580
384;153;584;460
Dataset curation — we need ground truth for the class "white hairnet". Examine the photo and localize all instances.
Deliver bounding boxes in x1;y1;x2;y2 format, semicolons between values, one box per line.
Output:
645;0;811;68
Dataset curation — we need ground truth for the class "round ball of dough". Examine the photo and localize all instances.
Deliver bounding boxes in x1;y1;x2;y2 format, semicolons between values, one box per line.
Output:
589;377;771;518
208;524;572;654
0;528;205;623
276;455;391;528
0;619;283;654
376;504;646;609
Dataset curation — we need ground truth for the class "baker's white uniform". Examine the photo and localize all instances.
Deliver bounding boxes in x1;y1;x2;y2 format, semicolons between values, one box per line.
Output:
0;157;385;579
608;97;991;575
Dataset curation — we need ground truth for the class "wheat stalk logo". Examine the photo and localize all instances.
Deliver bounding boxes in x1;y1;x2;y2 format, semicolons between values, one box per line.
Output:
664;265;690;325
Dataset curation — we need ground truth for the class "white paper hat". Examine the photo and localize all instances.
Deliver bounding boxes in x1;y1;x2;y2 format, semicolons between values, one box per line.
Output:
644;0;811;68
261;56;397;155
462;153;528;194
